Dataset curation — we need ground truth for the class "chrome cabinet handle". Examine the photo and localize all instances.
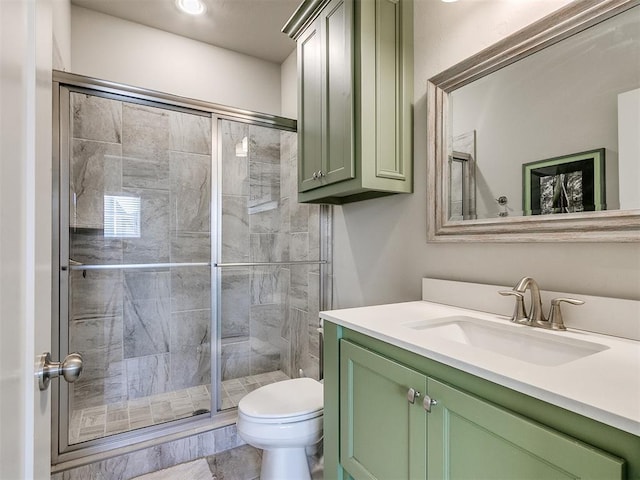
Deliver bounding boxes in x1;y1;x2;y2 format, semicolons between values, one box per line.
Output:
36;352;83;391
407;387;421;404
423;394;438;413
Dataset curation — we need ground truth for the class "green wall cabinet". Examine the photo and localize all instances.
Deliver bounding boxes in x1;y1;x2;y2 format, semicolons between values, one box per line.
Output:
283;0;413;204
324;322;639;480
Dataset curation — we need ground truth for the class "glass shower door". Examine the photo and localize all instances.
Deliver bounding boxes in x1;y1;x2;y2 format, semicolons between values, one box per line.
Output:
60;89;215;447
216;119;325;410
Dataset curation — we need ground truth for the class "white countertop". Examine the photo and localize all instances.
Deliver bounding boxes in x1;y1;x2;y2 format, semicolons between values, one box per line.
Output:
320;300;640;436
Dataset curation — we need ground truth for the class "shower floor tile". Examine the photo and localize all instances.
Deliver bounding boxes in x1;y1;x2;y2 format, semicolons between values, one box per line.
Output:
69;370;289;444
220;370;290;410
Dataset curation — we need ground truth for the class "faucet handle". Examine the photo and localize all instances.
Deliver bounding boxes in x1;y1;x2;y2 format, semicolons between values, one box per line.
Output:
546;297;585;331
499;290;529;324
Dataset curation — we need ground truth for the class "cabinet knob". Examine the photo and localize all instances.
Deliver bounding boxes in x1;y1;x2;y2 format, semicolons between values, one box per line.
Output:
407;387;421;404
423;395;438;413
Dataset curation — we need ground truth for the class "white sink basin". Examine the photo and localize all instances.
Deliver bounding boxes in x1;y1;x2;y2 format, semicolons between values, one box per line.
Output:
404;315;609;366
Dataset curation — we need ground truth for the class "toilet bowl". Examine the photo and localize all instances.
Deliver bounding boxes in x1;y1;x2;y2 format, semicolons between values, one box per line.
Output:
236;377;323;480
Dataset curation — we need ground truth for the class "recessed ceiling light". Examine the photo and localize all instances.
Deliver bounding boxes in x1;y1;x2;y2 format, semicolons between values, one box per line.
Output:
441;0;459;3
176;0;206;15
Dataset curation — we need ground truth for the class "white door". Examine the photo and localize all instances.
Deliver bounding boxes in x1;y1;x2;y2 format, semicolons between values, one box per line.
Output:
0;0;54;478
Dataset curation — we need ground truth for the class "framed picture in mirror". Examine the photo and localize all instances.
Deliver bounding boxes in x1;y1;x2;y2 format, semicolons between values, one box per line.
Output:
523;149;606;216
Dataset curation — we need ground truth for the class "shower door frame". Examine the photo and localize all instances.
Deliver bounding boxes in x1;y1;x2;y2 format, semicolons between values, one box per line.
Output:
51;71;305;467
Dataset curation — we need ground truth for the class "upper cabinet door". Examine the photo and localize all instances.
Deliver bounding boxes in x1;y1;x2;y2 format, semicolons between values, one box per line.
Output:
322;0;355;187
298;0;354;193
427;378;625;480
288;0;413;203
298;19;323;192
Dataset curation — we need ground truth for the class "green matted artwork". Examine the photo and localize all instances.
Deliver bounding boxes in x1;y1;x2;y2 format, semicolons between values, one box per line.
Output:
522;149;606;216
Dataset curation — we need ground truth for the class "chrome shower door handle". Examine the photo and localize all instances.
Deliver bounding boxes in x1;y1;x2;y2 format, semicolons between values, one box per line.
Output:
36;352;83;391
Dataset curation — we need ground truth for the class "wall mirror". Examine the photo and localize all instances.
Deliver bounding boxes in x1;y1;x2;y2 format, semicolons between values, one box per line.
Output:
427;0;640;242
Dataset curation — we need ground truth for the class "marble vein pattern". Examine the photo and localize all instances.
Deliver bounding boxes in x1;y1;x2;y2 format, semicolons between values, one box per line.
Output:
170;266;211;312
70;230;123;265
221;195;249;263
249;124;280;165
123;271;171;358
170;310;211;389
121;188;170;264
249;304;284;375
170;231;210;263
169;111;212;156
221;269;250;339
248;161;280;213
221;121;249;196
221;338;251;380
71;92;122;144
125;353;171;400
170;151;210;233
70;139;122;230
122;103;170;190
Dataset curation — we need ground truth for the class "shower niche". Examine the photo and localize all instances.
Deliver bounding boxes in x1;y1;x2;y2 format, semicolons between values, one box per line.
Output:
53;73;329;463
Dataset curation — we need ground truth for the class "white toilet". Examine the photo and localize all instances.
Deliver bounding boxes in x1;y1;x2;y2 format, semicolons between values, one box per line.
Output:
236;377;323;480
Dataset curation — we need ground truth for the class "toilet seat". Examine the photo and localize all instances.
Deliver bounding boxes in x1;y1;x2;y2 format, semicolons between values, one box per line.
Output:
238;378;323;422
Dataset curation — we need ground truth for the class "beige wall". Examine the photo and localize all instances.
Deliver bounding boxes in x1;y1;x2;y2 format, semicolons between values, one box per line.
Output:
71;5;282;115
331;0;640;309
52;0;71;70
281;50;297;119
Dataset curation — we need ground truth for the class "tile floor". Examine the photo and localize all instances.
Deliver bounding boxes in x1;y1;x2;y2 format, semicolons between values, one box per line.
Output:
70;370;290;444
131;443;323;480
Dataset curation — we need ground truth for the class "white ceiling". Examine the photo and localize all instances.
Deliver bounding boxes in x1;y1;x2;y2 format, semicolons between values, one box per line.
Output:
71;0;300;64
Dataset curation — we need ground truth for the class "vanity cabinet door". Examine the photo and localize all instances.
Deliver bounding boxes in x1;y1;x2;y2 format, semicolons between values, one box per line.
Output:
340;340;427;480
427;378;624;479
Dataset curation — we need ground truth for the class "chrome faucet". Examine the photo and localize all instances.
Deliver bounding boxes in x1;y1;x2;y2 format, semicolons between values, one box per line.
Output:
500;277;584;330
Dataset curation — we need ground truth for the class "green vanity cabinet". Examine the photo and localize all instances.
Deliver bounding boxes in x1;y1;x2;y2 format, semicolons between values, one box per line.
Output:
427;378;623;479
283;0;413;204
340;340;427;479
323;322;639;480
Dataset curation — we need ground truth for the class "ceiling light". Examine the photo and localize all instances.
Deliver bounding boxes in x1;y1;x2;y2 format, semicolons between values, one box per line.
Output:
176;0;206;15
441;0;459;2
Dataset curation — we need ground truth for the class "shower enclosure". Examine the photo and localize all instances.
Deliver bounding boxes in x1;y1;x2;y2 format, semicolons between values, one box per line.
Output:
52;73;330;464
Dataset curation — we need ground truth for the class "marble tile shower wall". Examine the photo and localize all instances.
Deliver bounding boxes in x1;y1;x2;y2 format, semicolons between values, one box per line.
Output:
220;123;321;381
68;93;213;412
